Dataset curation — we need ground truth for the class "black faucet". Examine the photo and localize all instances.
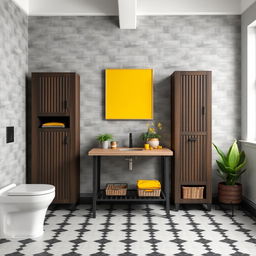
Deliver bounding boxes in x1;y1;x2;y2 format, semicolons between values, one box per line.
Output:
129;133;133;148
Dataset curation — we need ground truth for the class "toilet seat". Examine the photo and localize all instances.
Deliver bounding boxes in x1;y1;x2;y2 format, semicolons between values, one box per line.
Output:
7;184;55;196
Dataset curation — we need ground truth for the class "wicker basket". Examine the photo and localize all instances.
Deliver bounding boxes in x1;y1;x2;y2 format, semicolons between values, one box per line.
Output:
105;183;127;196
182;186;204;199
138;188;161;197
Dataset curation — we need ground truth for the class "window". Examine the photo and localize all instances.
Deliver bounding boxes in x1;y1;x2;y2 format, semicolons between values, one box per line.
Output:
247;21;256;141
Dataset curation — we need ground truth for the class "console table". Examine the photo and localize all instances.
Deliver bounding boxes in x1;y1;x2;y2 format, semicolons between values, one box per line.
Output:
88;148;173;218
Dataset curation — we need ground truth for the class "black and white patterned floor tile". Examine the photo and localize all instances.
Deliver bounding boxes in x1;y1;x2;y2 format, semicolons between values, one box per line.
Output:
0;204;256;256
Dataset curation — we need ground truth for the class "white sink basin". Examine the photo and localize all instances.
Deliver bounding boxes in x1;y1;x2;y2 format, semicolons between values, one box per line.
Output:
118;148;143;151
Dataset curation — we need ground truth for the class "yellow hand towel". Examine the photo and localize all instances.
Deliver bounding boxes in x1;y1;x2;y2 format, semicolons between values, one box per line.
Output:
42;122;65;127
137;180;161;189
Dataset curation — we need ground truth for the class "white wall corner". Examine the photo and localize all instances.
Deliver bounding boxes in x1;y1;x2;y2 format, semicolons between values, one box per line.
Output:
12;0;29;14
118;0;137;29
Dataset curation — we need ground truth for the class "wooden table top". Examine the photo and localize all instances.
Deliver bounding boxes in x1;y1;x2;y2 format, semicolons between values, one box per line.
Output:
88;147;173;156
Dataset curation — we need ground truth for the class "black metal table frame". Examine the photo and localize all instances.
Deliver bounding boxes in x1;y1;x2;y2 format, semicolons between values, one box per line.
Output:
92;156;170;218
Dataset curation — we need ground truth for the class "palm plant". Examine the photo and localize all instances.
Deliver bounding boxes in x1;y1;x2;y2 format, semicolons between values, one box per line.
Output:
213;140;246;185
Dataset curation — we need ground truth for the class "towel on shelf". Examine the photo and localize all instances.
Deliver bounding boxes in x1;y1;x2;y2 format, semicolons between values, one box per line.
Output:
137;180;161;189
42;122;65;128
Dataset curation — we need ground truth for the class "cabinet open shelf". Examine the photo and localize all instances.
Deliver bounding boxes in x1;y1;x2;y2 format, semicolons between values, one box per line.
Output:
179;199;209;204
97;190;166;202
181;185;206;200
180;182;207;186
38;116;70;128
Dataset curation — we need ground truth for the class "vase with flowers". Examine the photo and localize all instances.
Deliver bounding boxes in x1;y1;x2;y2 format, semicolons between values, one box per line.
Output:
142;122;162;148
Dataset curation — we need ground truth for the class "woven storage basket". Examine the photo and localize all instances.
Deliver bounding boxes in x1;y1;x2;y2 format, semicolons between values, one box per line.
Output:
182;186;204;199
138;188;161;197
105;183;127;196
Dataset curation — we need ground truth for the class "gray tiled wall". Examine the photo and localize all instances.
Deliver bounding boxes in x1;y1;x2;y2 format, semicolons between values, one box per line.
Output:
0;0;27;188
28;16;241;194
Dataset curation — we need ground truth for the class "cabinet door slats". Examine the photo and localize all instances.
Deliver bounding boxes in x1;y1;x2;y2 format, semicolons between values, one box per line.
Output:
171;71;212;206
38;75;70;114
181;74;208;132
180;135;207;183
39;130;70;202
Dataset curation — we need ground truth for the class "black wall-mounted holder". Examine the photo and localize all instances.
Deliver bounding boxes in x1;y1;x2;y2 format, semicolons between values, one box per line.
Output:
6;126;14;143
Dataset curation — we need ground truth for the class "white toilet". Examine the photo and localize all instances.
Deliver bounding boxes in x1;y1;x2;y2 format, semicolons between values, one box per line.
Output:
0;183;55;239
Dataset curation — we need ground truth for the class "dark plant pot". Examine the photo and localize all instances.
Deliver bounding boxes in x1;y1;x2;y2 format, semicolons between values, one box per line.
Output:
218;182;242;204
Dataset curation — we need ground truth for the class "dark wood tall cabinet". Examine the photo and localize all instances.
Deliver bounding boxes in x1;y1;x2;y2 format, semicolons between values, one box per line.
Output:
170;71;212;210
31;73;80;204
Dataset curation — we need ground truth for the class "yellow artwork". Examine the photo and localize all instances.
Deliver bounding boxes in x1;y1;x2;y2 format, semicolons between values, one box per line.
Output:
105;69;153;120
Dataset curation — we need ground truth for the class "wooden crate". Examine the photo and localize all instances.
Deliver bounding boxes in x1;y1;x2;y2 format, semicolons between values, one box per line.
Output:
182;186;204;199
105;183;127;196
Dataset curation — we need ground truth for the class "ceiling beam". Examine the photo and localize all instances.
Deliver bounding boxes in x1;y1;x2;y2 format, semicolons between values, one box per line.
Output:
12;0;29;14
13;0;254;17
118;0;137;29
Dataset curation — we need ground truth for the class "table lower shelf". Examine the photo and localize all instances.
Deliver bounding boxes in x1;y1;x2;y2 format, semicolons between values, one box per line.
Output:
96;190;166;202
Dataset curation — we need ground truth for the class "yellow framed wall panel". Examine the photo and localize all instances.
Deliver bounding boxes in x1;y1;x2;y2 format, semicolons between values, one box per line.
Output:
105;69;153;120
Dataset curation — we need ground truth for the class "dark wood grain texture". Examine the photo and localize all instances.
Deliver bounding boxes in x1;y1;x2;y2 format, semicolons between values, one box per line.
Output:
31;72;80;204
170;71;212;208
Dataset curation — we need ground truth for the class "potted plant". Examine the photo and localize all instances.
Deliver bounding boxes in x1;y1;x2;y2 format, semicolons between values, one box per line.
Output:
142;122;162;148
97;134;113;149
213;140;246;204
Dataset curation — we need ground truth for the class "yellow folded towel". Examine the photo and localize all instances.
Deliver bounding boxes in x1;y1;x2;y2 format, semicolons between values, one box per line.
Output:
137;180;161;189
42;122;65;127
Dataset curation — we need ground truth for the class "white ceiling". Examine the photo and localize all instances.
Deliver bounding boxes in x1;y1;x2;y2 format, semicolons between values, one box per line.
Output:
13;0;256;15
241;0;256;12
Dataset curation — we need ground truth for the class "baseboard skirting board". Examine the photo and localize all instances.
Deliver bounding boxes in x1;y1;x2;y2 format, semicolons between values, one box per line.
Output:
241;196;256;216
79;193;93;204
79;194;256;216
